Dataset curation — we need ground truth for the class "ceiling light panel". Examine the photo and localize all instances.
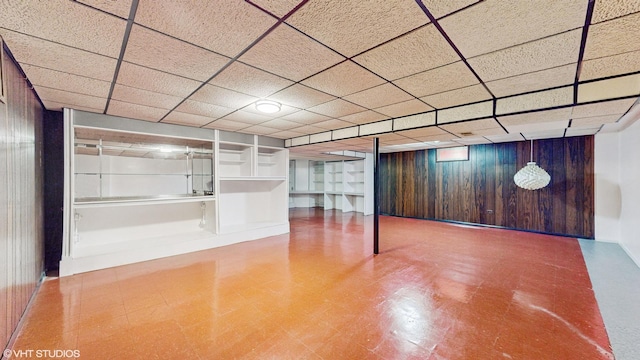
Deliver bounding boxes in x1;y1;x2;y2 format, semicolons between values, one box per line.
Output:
203;119;251;131
111;85;183;110
107;100;168;122
420;84;491;109
438;101;493;123
580;50;640;81
374;99;434;118
124;25;230;82
285;0;429;58
343;83;413;109
0;31;117;81
498;107;572;126
163;111;219;127
174;99;234;119
35;86;107;110
394;61;479;97
189;84;258;109
572;98;635;118
353;24;460;80
76;0;133;18
496;86;573;115
485;64;576;98
340;111;389;125
583;12;640;60
135;0;276;57
301;61;386;97
207;62;294;98
577;74;640;103
267;84;336;109
280;110;331;125
591;0;640;23
467;30;582;83
571;114;621;128
439;0;586;58
116;62;202;97
21;64;111;98
0;0;126;57
393;112;436;131
239;24;345;82
307;99;367;118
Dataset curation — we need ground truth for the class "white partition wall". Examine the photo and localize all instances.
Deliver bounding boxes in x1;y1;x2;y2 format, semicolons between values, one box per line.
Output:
60;109;289;276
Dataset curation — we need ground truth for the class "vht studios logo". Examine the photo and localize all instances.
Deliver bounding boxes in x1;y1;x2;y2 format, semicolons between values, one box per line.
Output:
3;349;80;358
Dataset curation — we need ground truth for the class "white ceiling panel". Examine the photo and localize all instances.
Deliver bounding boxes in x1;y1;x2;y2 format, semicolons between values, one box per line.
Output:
393;112;437;131
313;119;354;130
565;127;600;137
0;30;117;81
353;24;459;80
0;0;126;57
267;84;335;109
307;99;366;118
374;100;434;118
107;100;167;122
498;108;572;127
124;25;230;82
342;83;413;109
439;0;586;58
240;125;280;136
571;114;621;128
203;119;251;132
217;110;273;125
260;119;307;131
189;84;258;109
280;110;332;125
485;64;576;98
505;120;570;135
270;130;307;140
340;111;389;125
301;61;385;97
291;125;326;134
332;126;359;140
452;137;492;145
207;62;294;98
583;12;640;60
76;0;133;19
41;100;102;113
117;62;202;97
239;24;344;82
439;118;506;137
111;85;183;110
359;120;393;136
309;132;333;144
484;133;526;143
580;50;640;81
522;129;567;140
35;86;107;111
577;74;640;103
438;101;493;124
163;111;217;127
173;99;234;119
396;126;449;138
422;0;479;19
135;0;276;57
496;87;573;115
572;98;635;118
285;0;429;57
468;30;582;83
21;64;111;98
591;0;640;23
421;84;491;109
394;61;479;98
249;0;301;18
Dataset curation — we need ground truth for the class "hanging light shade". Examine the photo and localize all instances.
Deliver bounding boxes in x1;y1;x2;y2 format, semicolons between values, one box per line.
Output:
513;140;550;190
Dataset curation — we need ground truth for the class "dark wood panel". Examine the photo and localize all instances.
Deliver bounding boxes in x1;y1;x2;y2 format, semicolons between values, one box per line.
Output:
380;138;595;238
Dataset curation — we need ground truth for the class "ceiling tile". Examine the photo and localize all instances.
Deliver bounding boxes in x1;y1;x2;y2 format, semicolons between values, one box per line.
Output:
163;111;216;127
467;30;582;82
77;0;133;18
332;126;359;140
439;0;587;58
503;119;570;135
241;103;299;118
42;100;103;113
439;118;505;137
452;137;492;145
484;133;525;143
340;111;389;125
359;120;393;136
267;84;336;109
208;62;294;98
580;50;640;81
249;0;301;18
35;86;107;110
301;61;385;97
577;73;640;103
396;126;448;138
420;84;491;109
239;24;345;81
496;87;573;115
353;24;460;80
393;61;479;97
485;64;576;98
240;125;280;135
111;85;183;110
217;110;273;125
270;130;307;140
291;125;326;134
307;99;366;118
565;127;600;136
107;100;167;122
309;132;332;143
522;129;567;140
572;98;635;118
498;108;572;126
285;0;429;57
583;12;640;60
203;119;251;132
190;84;258;109
314;119;354;130
21;64;111;98
291;136;311;146
280;110;332;125
571;114;620;128
374;99;434;118
0;30;117;81
393;112;437;130
591;0;640;23
174;99;234;119
438;101;493;123
0;0;126;57
342;83;414;109
117;62;202;97
135;0;276;57
124;25;230;82
422;0;479;19
259;119;306;131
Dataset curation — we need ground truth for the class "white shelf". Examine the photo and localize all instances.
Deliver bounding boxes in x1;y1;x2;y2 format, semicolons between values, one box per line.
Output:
291;191;324;195
220;176;286;181
74;195;215;208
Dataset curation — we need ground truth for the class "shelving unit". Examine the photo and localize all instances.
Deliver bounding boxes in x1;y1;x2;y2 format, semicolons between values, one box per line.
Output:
61;109;289;276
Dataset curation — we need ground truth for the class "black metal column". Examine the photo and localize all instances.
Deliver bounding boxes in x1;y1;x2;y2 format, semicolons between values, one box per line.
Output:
373;137;379;255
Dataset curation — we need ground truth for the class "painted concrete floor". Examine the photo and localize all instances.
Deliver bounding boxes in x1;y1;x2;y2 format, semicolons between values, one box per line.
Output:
6;209;622;359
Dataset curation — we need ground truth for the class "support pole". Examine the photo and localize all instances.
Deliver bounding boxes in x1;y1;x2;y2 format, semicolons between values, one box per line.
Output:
373;137;379;255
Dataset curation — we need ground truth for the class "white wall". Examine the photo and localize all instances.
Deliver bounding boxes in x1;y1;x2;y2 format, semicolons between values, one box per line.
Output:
618;119;640;266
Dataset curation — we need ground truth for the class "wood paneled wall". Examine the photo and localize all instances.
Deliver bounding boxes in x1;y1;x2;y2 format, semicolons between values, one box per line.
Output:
0;42;45;350
380;137;594;238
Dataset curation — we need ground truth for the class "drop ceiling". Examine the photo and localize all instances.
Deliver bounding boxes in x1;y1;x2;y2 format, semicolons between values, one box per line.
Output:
1;0;640;155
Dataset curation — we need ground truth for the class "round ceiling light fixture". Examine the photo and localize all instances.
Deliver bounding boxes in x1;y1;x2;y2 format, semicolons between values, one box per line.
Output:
255;100;281;114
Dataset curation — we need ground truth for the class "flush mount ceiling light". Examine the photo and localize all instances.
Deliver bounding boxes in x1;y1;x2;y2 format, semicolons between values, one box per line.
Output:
255;100;281;114
513;140;551;191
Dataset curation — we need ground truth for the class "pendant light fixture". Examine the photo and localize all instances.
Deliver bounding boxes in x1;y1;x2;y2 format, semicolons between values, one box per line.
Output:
513;140;550;190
